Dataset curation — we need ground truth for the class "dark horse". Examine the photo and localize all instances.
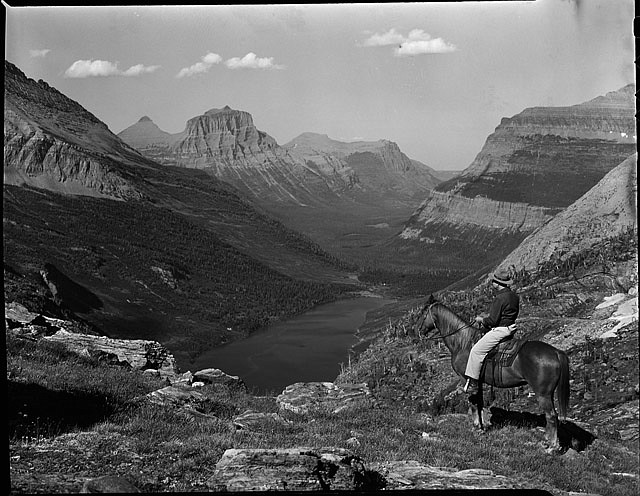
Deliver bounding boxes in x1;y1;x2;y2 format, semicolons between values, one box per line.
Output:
414;297;570;449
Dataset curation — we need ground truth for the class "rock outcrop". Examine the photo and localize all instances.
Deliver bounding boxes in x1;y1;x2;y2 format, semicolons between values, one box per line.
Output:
207;448;376;491
43;329;178;378
276;381;371;414
4;61;145;200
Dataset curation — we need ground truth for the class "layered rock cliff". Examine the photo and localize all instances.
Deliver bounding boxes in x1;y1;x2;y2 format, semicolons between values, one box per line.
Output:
497;153;637;272
4;61;145;200
395;84;637;272
436;84;636;207
118;109;347;206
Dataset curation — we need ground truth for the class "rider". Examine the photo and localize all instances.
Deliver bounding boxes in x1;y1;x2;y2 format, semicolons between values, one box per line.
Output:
464;268;519;394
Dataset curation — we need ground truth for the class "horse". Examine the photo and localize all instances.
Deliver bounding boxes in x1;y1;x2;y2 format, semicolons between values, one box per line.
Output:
413;296;570;449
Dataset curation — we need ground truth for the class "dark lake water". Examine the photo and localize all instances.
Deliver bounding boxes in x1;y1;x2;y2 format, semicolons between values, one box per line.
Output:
191;296;394;394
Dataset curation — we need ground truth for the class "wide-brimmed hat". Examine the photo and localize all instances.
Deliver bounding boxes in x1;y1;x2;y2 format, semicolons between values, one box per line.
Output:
492;269;514;286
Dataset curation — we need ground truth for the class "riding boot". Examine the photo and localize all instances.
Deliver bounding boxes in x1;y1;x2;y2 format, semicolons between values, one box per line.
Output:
464;377;479;394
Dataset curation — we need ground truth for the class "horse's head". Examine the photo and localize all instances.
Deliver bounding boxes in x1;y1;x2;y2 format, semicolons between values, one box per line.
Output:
413;295;438;337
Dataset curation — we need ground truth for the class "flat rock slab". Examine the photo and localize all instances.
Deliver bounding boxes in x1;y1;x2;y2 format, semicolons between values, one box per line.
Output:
276;382;371;414
207;448;374;491
232;410;290;431
44;330;178;377
369;460;528;490
193;368;246;391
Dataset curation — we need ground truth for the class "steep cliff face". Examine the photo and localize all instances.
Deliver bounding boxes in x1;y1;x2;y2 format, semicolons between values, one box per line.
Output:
436;84;636;207
497;153;637;272
394;84;636;272
3;61;144;200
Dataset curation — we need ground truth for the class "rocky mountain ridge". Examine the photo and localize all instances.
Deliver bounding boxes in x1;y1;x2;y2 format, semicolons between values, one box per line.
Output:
394;84;637;273
4;61;147;200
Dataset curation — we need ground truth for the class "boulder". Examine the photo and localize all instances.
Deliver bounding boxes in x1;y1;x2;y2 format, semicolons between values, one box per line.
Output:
80;475;140;493
44;330;178;378
193;368;246;391
206;448;377;491
5;302;39;324
231;410;290;431
369;460;528;490
142;385;217;420
276;382;371;414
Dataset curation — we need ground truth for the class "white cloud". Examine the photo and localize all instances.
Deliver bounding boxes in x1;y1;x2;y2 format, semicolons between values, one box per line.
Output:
360;28;457;56
395;38;457;56
176;52;222;78
64;59;161;78
224;52;284;70
29;49;50;58
122;64;161;76
361;28;405;47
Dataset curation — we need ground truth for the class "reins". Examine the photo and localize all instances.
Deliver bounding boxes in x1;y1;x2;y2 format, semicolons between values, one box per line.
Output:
418;303;475;341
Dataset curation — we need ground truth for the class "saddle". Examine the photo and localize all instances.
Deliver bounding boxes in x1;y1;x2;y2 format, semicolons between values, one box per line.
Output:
479;337;528;388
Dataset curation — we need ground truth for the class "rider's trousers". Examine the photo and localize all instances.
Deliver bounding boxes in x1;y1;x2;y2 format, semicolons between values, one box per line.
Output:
465;325;517;380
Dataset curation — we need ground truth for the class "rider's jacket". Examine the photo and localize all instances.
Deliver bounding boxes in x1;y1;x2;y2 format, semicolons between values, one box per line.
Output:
481;287;519;329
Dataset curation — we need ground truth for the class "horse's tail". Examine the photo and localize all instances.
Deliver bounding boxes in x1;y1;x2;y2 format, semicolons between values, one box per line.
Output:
556;350;570;420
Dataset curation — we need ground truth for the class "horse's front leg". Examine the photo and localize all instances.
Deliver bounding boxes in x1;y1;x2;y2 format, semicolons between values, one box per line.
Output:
468;387;488;430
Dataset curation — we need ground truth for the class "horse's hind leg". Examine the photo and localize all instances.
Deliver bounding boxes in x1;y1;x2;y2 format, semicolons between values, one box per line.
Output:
537;394;559;449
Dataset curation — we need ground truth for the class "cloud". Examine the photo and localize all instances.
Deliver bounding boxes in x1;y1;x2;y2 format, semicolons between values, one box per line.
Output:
395;38;457;56
29;49;50;58
64;59;161;78
361;28;405;47
176;52;222;78
224;52;284;70
361;28;457;56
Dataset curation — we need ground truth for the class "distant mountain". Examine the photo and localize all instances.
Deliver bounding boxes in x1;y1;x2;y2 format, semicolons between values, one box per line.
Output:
410;159;460;182
118;108;346;206
3;60;357;364
120;113;445;273
119;111;442;209
393;84;637;273
497;153;637;272
283;132;442;205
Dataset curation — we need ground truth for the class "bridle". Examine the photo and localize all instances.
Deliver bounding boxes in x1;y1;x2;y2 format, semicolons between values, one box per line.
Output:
417;302;475;341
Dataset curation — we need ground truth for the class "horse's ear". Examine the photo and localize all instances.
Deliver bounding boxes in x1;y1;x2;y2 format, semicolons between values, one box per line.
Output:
427;294;436;304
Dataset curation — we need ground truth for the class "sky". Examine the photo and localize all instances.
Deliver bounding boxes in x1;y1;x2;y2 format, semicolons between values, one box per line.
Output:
4;1;635;170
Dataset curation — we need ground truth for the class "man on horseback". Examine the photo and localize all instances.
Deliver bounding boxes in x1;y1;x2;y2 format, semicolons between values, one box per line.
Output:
464;268;519;394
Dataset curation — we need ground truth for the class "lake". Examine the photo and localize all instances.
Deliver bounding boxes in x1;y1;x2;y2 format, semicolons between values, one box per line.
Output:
191;296;394;394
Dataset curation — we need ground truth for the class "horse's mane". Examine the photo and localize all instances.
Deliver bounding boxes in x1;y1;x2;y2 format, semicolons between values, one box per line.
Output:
431;301;480;351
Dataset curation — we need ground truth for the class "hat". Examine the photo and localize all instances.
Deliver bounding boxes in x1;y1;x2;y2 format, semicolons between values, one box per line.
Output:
492;269;513;286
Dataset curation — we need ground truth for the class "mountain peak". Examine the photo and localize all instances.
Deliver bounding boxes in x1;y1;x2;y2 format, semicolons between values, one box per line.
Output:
138;116;153;123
